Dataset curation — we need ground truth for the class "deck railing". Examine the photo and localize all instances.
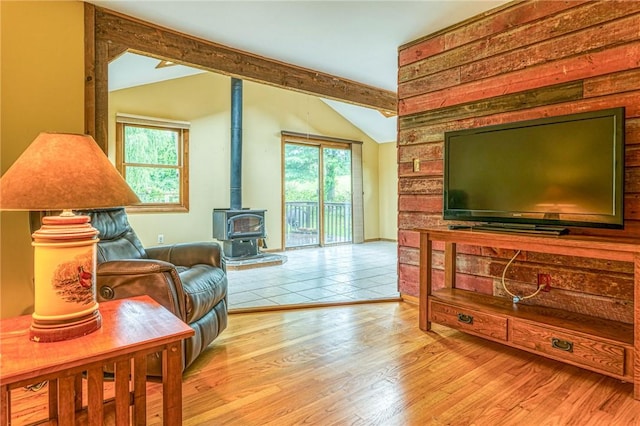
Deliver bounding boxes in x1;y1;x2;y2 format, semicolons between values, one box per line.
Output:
285;201;352;246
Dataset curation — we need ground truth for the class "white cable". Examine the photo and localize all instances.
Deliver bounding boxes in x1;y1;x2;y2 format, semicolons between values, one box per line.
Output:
501;249;543;303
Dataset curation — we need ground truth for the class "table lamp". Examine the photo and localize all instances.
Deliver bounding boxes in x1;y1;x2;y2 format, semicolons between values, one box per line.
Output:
0;132;140;342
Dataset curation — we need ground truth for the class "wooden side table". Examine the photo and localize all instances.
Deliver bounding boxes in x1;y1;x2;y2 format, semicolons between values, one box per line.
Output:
0;295;194;425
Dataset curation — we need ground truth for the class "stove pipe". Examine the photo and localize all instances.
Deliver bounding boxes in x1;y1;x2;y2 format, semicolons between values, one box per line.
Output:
230;78;243;210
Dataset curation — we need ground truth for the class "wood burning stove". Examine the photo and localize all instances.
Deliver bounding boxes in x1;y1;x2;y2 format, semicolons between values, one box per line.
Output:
212;209;266;258
214;78;269;260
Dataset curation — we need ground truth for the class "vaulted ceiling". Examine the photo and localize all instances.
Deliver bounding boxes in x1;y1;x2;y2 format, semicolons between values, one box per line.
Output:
89;1;508;142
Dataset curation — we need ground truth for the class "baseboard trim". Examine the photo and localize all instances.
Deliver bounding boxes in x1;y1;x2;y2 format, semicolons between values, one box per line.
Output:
229;297;403;315
400;293;419;306
363;238;398;243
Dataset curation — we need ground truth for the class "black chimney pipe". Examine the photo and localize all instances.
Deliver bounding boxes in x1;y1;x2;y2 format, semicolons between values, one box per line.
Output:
230;78;243;210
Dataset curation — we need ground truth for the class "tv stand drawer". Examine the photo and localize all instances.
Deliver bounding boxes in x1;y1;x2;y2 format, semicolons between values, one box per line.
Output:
510;320;626;376
430;300;507;341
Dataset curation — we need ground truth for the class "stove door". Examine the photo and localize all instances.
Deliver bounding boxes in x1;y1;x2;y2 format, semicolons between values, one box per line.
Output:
227;213;265;239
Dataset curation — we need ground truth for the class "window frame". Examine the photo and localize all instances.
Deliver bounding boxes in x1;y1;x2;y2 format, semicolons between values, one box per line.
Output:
115;115;190;213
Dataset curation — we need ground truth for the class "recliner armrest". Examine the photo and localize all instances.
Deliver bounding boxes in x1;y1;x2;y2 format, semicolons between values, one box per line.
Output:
96;259;186;319
97;259;175;274
146;242;224;270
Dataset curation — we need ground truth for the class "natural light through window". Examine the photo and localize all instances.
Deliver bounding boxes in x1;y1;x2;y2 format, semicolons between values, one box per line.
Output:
116;114;190;212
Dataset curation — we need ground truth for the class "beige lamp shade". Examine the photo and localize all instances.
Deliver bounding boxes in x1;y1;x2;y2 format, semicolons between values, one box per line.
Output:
0;132;140;210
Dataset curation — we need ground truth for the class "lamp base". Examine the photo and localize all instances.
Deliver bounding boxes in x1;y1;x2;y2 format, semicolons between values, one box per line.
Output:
31;213;101;343
30;309;102;343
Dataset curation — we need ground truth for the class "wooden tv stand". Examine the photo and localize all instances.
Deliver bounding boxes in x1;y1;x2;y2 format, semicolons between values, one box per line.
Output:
418;227;640;399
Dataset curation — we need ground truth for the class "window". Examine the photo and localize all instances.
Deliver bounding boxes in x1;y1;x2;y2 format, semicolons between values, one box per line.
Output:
116;114;189;212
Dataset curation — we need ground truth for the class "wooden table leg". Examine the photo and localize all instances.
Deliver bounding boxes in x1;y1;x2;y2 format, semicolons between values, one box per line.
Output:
48;379;58;420
87;366;104;424
115;359;131;425
634;254;640;400
419;232;432;331
163;342;183;425
58;375;76;426
74;374;83;412
133;354;148;426
1;386;9;426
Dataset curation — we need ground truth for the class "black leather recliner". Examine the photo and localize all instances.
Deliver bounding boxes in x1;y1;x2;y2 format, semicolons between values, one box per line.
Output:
79;207;227;376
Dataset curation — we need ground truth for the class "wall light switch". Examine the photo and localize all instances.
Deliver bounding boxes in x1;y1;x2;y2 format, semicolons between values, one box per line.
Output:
413;158;420;172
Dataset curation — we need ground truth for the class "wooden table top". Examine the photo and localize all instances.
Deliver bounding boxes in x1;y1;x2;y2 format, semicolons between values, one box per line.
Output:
0;296;194;385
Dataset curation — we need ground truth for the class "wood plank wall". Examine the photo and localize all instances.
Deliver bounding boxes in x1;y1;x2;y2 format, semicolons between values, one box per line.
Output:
397;0;640;323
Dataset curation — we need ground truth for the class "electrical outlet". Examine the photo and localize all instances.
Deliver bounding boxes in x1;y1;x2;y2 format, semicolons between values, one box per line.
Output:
157;234;164;244
538;273;551;292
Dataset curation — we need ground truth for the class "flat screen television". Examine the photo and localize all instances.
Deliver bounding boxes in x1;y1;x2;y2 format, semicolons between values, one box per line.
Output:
443;107;625;234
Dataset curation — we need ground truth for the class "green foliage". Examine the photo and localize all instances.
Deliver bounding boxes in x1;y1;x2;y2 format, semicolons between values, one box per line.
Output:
124;126;178;165
284;144;351;202
284;144;319;202
124;126;181;203
126;167;179;203
323;147;351;202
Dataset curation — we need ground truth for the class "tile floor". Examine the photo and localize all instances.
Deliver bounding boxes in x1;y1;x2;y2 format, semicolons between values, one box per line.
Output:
227;241;399;310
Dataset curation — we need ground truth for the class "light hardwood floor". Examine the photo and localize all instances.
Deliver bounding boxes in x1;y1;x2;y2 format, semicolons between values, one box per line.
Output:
8;302;640;425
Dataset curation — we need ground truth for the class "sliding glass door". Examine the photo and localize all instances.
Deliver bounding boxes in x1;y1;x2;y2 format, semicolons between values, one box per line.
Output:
283;141;352;248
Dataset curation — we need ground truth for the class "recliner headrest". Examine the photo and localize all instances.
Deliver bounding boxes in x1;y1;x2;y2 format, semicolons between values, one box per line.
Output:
75;207;148;261
79;207;130;241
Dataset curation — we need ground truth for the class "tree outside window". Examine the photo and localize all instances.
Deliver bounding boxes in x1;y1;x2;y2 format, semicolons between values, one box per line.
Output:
116;117;189;212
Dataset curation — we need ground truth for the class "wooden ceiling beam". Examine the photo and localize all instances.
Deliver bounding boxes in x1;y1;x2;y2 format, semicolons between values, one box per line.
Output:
94;7;397;113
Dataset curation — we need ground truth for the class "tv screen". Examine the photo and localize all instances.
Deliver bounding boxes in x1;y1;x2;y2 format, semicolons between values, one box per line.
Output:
444;107;625;232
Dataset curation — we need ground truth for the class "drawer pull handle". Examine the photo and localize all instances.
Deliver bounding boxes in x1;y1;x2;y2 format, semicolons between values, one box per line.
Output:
457;313;473;325
551;338;573;353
